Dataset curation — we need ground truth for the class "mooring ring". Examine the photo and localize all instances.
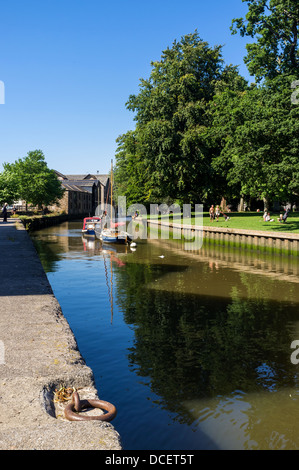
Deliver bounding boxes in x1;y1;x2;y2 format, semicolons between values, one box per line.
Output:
64;392;117;422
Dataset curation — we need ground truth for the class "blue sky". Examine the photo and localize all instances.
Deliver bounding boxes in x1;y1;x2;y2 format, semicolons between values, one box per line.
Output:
0;0;251;175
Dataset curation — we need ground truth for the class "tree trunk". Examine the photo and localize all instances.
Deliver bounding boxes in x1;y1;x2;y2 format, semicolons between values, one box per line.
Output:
263;197;270;212
238;196;245;212
220;197;228;211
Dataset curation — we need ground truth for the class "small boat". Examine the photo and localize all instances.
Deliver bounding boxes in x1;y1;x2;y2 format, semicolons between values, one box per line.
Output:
82;216;102;236
96;227;133;244
94;160;134;245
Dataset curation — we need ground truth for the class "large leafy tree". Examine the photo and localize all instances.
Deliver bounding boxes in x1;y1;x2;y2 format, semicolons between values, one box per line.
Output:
113;131;153;206
211;74;299;206
115;32;228;206
207;66;250;203
0;171;16;204
231;0;299;82
224;0;299;207
0;150;64;207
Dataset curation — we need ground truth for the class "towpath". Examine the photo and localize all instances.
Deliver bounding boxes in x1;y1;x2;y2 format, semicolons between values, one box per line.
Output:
0;219;121;450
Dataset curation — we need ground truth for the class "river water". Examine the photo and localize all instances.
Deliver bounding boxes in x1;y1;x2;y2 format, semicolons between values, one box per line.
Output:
31;220;299;450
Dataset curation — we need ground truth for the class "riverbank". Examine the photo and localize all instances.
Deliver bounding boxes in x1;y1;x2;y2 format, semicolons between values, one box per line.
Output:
148;219;299;255
0;219;122;450
151;211;299;234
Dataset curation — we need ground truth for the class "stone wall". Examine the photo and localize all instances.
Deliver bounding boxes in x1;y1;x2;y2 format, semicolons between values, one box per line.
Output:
148;219;299;255
48;189;93;215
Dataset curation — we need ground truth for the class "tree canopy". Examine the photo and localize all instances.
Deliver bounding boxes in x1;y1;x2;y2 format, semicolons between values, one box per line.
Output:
211;74;299;206
0;150;64;207
231;0;299;82
114;1;299;211
115;32;239;206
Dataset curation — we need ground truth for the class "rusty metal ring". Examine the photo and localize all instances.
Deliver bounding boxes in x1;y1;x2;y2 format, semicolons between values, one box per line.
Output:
64;392;117;422
72;391;81;412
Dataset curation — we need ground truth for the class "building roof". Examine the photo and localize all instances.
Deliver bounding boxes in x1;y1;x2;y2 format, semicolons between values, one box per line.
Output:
94;175;109;186
59;173;109;185
54;171;110;187
55;170;67;180
64;175;89;181
61;182;91;193
67;180;96;187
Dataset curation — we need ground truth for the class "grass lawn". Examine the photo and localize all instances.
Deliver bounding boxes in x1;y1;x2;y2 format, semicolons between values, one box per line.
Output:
198;211;299;234
150;211;299;234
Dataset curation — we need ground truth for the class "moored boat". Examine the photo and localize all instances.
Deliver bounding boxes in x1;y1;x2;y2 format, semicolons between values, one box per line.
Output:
95;226;133;244
82;216;102;236
94;159;134;245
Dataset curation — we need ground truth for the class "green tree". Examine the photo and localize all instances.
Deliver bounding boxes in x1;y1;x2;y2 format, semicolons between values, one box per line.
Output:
212;74;299;206
115;32;227;206
231;0;299;81
1;150;64;207
113;131;153;206
207;66;250;204
0;171;17;204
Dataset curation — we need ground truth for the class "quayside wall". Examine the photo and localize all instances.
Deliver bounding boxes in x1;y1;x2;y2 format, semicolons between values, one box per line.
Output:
148;220;299;255
19;213;88;231
0;219;122;450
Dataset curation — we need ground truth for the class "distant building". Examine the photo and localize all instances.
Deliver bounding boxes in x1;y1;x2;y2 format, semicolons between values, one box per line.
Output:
48;172;110;215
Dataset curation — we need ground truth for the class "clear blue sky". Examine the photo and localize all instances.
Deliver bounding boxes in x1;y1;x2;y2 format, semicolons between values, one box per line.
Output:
0;0;252;175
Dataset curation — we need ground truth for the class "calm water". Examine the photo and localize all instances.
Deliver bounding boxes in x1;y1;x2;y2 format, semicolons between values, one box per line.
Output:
31;221;299;450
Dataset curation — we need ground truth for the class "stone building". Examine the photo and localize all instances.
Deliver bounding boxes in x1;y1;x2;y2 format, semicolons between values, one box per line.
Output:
48;171;110;216
48;181;92;215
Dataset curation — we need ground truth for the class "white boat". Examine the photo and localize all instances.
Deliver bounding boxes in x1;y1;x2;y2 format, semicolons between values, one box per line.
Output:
99;228;133;244
95;160;134;245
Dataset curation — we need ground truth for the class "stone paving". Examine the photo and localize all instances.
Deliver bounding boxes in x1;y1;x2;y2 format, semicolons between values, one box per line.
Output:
0;219;122;450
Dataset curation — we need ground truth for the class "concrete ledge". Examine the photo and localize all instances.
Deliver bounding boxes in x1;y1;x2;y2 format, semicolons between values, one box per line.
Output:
148;219;299;252
198;224;299;241
0;220;122;450
149;218;299;239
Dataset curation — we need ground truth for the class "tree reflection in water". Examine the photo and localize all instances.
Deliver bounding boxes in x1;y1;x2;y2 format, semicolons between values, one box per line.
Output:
114;258;298;429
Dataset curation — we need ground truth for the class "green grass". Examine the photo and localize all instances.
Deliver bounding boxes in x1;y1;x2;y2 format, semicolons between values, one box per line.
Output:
150;211;299;234
199;211;299;233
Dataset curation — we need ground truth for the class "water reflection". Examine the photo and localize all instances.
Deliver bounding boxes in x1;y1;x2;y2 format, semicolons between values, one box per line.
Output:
31;222;299;450
115;255;298;406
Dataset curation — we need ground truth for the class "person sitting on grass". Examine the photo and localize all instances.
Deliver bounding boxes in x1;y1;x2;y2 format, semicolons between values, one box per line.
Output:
265;212;274;222
279;209;289;223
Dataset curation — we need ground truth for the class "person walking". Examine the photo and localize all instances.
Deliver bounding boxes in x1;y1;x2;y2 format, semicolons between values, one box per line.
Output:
1;203;8;222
